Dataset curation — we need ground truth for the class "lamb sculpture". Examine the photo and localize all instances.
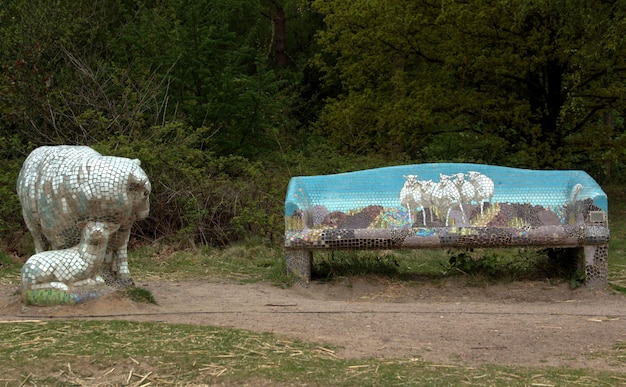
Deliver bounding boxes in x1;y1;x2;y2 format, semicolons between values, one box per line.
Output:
21;221;120;292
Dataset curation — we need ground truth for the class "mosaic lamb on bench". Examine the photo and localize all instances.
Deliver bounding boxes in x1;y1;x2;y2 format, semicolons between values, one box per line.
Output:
284;163;610;289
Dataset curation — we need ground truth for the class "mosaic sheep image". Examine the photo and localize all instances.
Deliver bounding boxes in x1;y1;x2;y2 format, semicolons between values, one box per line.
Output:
400;171;494;227
285;169;599;234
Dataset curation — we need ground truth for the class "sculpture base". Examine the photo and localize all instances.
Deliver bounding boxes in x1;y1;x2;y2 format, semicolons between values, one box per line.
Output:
101;269;135;289
21;287;111;306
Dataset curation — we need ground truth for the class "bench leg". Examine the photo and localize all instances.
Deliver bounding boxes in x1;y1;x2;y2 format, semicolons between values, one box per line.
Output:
583;244;608;289
286;250;312;286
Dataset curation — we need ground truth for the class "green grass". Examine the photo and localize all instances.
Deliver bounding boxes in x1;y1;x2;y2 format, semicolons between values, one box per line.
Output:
123;286;158;304
127;241;294;285
605;185;626;293
309;247;576;286
0;250;21;285
1;320;625;386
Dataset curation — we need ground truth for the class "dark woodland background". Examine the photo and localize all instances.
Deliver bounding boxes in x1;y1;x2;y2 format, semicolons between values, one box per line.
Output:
1;0;625;252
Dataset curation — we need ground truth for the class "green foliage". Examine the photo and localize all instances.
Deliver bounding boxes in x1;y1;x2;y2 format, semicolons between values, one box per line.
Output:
420;130;511;164
313;251;402;282
0;1;312;251
94;122;287;246
111;0;303;159
444;248;574;283
0;0;307;159
0;0;133;145
0;250;21;285
569;269;586;290
3;0;626;251
123;287;158;304
0;158;23;236
0;250;18;271
0;135;28;252
313;0;626;174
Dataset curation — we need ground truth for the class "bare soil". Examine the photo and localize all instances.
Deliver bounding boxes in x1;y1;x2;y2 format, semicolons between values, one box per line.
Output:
2;278;626;371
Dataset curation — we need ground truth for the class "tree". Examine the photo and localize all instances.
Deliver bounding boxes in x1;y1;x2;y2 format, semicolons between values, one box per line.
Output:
112;0;306;159
0;0;119;148
0;0;304;247
0;0;307;160
313;0;626;176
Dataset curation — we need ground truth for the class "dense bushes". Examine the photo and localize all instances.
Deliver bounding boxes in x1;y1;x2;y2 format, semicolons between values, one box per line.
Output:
0;1;304;253
0;159;24;249
93;123;288;248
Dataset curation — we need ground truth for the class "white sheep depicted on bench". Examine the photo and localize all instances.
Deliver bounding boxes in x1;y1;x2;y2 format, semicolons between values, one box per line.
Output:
468;171;494;214
404;174;472;226
417;179;436;224
400;175;423;225
402;172;489;226
21;221;120;292
452;172;476;224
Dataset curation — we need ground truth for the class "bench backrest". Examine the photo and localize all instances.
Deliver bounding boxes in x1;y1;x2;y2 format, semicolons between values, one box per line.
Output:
285;163;607;229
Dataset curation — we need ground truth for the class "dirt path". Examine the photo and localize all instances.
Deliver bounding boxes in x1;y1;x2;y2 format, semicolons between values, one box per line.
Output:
2;278;626;371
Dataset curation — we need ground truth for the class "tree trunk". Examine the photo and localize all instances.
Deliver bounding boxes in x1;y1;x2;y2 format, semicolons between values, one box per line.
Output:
274;7;287;67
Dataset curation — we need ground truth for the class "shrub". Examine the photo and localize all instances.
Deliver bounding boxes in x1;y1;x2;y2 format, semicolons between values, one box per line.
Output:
0;135;31;254
94;123;286;247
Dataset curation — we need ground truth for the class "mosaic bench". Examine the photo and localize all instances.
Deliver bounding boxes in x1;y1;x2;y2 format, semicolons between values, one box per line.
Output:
284;164;610;288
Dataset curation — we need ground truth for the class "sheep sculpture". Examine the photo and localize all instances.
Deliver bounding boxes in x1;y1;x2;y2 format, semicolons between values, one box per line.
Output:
21;221;120;292
17;145;151;287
